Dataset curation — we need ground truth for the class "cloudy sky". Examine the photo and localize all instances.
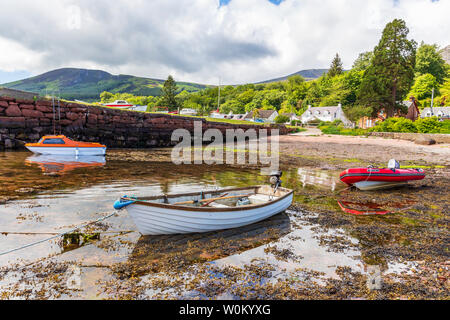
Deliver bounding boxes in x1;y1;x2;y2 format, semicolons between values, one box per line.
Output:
0;0;448;85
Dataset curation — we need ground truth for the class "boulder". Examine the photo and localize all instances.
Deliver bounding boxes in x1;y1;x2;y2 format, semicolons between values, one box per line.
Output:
66;112;80;121
415;136;436;145
15;98;36;104
59;119;73;126
19;104;35;110
87;114;98;123
0;101;9;108
22;109;44;118
43;113;56;119
39;118;51;125
37;100;53;107
36;105;52;113
5;104;22;117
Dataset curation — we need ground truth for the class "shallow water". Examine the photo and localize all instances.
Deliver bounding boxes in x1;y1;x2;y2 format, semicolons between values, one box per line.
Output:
0;149;415;299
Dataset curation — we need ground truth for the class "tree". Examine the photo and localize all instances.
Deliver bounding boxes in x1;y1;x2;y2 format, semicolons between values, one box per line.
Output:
175;90;191;106
357;19;417;118
409;73;439;101
436;77;450;106
328;53;344;77
161;75;179;110
253;108;260;120
100;91;114;103
352;51;374;71
415;43;447;84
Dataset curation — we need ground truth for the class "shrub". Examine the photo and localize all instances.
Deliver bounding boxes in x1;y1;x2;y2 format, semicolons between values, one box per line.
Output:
274;115;290;124
439;120;450;134
370;117;417;133
392;118;418;133
415;117;443;133
320;125;341;135
331;119;343;126
369;116;450;134
318;121;331;128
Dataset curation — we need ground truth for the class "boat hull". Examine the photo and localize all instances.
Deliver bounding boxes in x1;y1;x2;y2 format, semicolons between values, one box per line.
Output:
125;192;293;235
25;146;106;156
353;180;408;191
340;167;425;190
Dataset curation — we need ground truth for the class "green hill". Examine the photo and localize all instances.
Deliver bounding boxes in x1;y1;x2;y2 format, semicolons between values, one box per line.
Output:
257;68;329;83
0;68;208;101
0;67;330;102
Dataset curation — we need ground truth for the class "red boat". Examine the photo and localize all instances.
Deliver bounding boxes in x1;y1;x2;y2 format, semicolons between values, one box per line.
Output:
340;160;425;190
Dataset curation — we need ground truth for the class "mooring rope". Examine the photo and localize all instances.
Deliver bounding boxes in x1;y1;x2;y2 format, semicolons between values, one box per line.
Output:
0;211;118;257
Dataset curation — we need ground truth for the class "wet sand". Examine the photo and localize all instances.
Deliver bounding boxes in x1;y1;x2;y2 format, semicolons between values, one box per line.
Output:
0;134;448;300
277;133;450;165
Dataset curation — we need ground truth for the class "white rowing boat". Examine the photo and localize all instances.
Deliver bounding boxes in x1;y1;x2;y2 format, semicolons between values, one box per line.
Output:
114;184;294;236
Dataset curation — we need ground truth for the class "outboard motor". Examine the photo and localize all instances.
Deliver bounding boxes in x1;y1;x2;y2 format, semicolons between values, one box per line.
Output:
387;159;400;171
269;171;283;194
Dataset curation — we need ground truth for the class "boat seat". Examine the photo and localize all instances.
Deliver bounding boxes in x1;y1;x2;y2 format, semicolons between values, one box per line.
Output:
249;194;276;204
208;202;229;208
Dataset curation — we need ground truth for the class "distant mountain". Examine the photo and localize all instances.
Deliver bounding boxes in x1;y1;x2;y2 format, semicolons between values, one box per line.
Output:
440;45;450;65
0;67;331;101
0;68;208;101
257;69;329;83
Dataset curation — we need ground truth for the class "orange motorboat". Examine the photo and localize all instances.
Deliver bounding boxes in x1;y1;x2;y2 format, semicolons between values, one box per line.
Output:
25;135;106;156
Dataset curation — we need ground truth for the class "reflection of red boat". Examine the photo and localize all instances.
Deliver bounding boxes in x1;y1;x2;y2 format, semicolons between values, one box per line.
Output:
340;160;425;191
337;201;390;215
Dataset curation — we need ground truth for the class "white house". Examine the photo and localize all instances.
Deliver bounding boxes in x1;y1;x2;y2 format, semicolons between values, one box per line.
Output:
300;104;353;127
421;107;450;120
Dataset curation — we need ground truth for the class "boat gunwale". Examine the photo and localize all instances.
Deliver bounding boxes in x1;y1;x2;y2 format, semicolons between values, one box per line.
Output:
121;185;294;212
26;145;106;148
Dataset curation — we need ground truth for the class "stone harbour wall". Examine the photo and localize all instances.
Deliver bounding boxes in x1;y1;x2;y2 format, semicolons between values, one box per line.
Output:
368;131;450;144
0;95;288;150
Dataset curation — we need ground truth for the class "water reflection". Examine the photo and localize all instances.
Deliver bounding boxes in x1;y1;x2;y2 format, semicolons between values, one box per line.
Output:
337;200;390;215
122;213;291;276
297;168;339;191
25;154;106;174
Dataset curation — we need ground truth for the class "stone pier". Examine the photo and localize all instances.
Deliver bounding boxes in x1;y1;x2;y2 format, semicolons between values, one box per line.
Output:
0;92;287;150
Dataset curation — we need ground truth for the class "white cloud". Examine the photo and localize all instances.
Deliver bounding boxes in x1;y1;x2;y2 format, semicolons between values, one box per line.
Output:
0;0;448;85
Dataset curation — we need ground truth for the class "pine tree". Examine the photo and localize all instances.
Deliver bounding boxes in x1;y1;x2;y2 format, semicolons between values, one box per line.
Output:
328;53;343;77
357;19;417;118
161;75;178;110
